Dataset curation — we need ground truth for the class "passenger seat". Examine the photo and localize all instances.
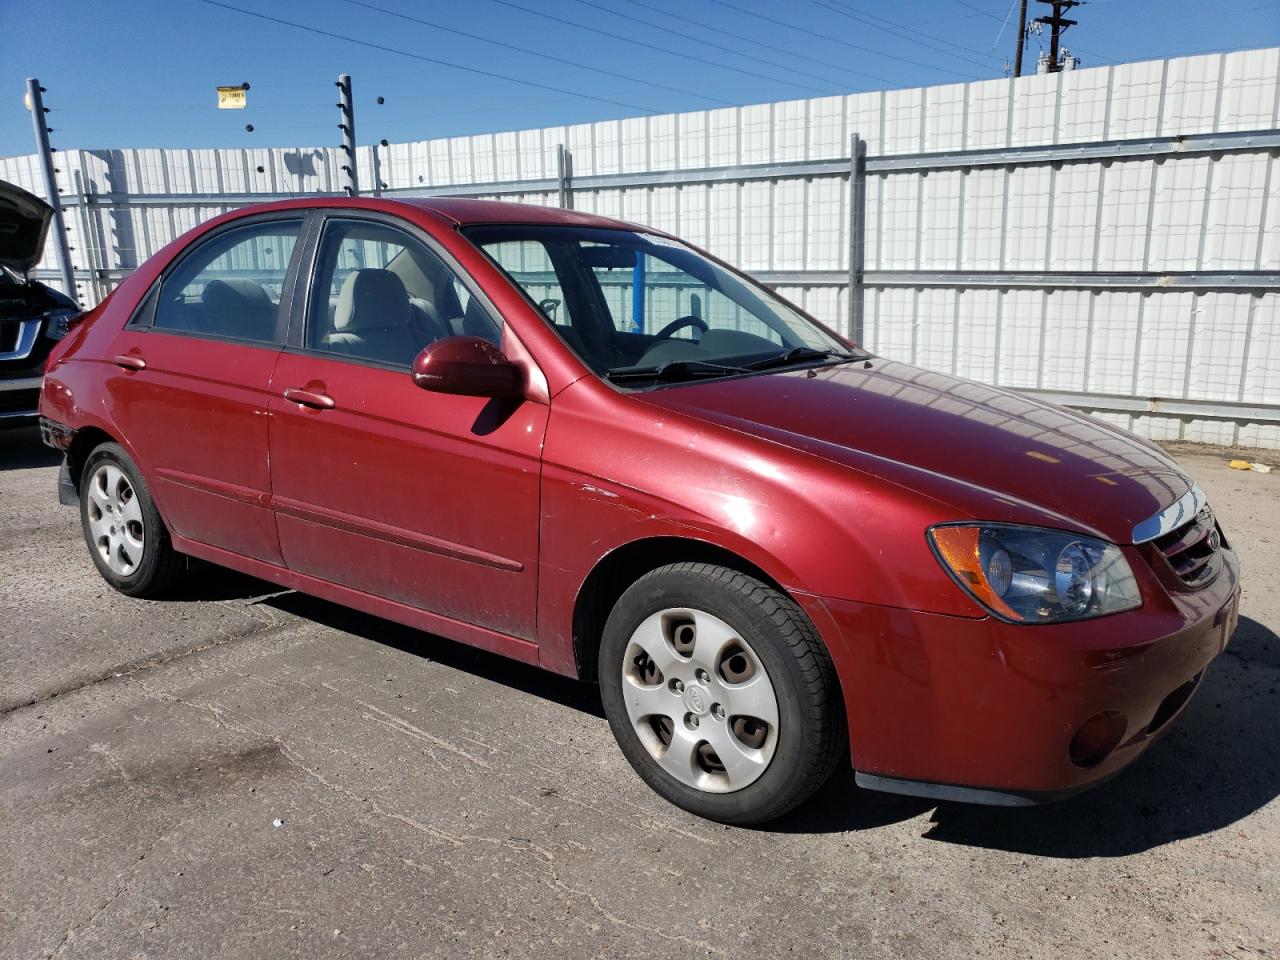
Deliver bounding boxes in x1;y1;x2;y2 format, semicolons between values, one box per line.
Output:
324;268;447;364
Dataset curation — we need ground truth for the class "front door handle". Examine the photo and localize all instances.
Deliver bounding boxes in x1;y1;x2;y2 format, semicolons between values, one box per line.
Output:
282;387;335;410
112;354;146;371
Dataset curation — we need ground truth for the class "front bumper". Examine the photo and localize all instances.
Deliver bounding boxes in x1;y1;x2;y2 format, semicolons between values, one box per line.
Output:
0;375;43;428
811;547;1240;804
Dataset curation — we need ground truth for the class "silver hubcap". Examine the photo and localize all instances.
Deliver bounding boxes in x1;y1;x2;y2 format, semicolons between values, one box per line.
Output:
621;608;779;794
86;464;145;576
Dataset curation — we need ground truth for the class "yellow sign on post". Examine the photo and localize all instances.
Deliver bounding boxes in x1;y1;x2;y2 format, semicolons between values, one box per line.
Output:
216;86;247;110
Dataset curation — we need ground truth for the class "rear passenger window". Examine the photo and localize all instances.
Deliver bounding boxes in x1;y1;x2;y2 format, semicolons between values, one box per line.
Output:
305;219;500;367
154;219;302;343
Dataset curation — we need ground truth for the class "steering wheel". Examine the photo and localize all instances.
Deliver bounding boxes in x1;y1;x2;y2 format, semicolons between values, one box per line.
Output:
653;315;709;341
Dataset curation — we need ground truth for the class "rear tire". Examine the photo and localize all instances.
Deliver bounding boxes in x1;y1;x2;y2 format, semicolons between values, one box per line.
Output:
79;442;185;597
599;562;846;825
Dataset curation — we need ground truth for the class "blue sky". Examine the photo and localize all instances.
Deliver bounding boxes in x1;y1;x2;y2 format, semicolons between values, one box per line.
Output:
2;0;1277;157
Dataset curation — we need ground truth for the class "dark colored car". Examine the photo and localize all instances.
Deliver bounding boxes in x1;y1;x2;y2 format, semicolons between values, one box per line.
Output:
39;197;1240;825
0;180;80;428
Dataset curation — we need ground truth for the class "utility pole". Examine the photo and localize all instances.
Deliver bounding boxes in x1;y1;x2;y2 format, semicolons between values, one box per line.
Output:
336;74;358;196
1013;0;1029;77
24;79;78;306
1034;0;1079;73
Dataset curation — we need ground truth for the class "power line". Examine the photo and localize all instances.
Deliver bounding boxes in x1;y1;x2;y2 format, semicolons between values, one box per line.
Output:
476;0;846;96
817;0;1003;61
946;0;1008;22
337;0;738;108
806;0;998;70
618;0;896;86
695;0;979;80
191;0;661;115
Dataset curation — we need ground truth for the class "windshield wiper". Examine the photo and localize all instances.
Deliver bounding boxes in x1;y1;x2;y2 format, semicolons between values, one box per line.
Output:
741;346;859;371
605;359;750;383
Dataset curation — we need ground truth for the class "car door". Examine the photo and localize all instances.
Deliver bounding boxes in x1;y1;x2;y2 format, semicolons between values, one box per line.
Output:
104;212;308;564
266;213;548;641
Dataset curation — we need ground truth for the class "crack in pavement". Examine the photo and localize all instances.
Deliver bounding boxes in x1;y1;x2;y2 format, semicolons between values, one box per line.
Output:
0;617;297;719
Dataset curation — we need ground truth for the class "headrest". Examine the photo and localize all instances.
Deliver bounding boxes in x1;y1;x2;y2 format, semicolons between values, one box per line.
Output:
334;268;412;333
202;278;273;313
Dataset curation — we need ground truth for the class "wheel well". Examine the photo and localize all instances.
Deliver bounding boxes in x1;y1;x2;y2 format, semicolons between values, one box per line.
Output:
571;537;786;682
66;427;116;491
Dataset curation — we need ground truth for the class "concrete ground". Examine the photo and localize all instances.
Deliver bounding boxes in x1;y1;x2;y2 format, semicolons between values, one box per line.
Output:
1;425;1276;960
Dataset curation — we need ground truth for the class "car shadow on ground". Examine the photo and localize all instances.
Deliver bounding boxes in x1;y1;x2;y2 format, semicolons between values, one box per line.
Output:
167;568;1279;854
0;426;60;470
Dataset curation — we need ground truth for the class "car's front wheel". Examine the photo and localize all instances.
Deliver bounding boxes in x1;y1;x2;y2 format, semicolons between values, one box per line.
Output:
599;562;846;825
79;442;185;597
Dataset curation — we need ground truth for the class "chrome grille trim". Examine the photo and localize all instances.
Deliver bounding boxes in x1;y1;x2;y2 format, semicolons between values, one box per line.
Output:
0;320;40;362
1131;482;1208;545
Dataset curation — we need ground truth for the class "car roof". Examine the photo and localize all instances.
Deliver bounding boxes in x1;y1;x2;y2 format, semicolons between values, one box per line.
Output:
223;195;641;231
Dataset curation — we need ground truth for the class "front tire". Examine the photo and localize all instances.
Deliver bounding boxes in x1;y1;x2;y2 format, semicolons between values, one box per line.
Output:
79;442;185;597
599;562;846;825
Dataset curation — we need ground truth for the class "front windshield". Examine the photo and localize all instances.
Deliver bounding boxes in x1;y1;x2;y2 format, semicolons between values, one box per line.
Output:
465;225;855;385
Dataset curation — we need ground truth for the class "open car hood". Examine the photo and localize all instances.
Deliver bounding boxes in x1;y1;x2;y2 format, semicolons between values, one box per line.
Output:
0;180;53;275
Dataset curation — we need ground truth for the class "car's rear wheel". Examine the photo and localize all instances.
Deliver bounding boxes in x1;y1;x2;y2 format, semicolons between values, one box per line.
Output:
599;562;846;825
80;442;185;597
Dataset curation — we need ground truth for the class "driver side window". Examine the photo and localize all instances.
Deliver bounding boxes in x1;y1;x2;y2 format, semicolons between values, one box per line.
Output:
306;219;500;367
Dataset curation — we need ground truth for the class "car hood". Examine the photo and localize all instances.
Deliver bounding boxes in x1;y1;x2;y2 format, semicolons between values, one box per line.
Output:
636;359;1190;545
0;180;53;275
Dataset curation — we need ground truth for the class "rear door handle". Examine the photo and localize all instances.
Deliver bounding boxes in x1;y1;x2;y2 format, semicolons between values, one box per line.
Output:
112;354;146;371
282;387;335;410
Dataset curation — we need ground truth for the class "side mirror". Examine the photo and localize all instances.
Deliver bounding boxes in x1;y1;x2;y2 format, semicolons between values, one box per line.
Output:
411;336;522;398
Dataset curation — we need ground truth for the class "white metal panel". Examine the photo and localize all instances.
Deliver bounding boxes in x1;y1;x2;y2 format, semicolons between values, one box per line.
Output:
844;91;882;154
1135;292;1195;397
1004;167;1052;269
741;103;772;164
649;114;675;171
1147;155;1211;269
923;82;966;152
1010;72;1059;147
1217;48;1280;132
1107;59;1165;139
739;181;771;271
771;179;805;271
1040;289;1092;391
807;96;845;160
806;177;845;271
774;99;807;162
996;288;1043;387
1056;66;1112;144
1202;152;1270;268
954;289;1001;383
594;119;622;176
1096;159;1153;270
882;87;924;155
708;107;739;166
1162;54;1225;135
1050;163;1102;270
1188;291;1250;400
1087;292;1142;394
964;78;1010;150
919;170;961;268
875;174;920;269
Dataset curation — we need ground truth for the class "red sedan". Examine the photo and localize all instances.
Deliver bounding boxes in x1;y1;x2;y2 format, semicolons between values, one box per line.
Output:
38;197;1240;824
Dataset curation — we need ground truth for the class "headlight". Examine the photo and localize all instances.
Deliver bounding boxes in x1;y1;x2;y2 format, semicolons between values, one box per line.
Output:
44;307;82;341
928;523;1141;624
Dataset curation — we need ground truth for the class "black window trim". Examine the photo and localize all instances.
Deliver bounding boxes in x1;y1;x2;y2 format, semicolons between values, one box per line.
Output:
285;209;505;374
135;210;314;350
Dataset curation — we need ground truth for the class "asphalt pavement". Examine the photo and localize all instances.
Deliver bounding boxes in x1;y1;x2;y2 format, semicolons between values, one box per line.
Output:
1;425;1276;960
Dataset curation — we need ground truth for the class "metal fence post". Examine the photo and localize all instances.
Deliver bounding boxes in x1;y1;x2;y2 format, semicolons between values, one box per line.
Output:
848;133;867;345
557;144;573;209
25;78;78;306
336;74;358;196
